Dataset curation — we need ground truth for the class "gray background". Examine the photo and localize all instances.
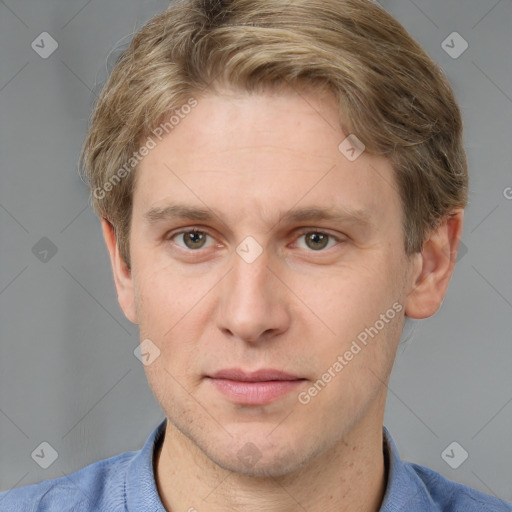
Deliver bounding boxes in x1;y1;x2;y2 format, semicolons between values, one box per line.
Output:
1;0;511;503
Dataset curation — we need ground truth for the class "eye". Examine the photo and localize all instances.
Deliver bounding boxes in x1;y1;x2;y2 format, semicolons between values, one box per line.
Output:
295;231;341;251
170;229;216;250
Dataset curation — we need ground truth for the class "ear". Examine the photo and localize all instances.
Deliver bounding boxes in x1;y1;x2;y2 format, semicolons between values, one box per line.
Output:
405;209;464;319
101;218;138;324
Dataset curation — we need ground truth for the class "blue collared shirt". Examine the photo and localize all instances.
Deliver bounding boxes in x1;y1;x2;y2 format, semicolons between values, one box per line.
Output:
0;421;510;511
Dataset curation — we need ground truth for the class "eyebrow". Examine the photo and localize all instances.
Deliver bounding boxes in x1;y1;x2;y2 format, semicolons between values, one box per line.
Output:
279;206;372;227
144;204;214;223
143;203;373;229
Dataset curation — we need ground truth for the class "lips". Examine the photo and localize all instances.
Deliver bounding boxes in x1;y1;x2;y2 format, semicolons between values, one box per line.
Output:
206;368;307;405
209;368;304;382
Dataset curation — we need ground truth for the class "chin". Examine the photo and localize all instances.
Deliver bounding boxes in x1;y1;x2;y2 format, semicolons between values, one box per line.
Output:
216;448;307;478
203;432;322;479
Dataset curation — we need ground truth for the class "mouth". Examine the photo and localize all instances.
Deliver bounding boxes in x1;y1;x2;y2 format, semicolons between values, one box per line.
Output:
205;368;307;405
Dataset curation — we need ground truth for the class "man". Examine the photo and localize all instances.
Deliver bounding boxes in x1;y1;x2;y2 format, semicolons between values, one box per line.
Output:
1;0;510;510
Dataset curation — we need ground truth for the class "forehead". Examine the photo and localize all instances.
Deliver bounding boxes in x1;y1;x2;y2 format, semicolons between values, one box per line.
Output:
133;87;401;228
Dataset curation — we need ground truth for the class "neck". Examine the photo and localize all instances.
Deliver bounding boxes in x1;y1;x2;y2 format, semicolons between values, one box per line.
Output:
155;408;387;512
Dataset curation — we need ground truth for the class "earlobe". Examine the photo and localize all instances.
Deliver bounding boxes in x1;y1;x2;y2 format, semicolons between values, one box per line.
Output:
101;218;138;324
404;210;464;319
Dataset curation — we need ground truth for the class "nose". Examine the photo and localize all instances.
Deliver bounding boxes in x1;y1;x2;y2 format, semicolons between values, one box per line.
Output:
216;248;291;344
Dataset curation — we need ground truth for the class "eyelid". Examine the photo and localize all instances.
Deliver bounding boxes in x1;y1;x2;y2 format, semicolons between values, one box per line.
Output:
294;227;345;239
166;226;213;239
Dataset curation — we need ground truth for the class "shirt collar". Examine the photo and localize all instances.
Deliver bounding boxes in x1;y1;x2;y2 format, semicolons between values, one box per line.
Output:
125;419;168;512
379;426;439;512
124;421;439;512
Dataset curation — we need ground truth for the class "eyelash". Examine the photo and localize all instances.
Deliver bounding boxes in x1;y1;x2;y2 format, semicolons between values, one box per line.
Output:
167;228;344;252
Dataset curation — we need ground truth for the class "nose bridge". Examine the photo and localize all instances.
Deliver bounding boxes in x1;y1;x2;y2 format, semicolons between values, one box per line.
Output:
228;248;273;310
217;246;287;341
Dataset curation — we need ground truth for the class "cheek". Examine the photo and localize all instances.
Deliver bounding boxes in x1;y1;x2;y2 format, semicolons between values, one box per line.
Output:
296;258;405;378
133;260;216;381
133;270;186;369
133;256;190;326
298;307;403;432
295;259;401;332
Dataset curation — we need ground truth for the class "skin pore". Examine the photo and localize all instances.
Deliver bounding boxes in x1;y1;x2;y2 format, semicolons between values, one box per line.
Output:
102;84;463;511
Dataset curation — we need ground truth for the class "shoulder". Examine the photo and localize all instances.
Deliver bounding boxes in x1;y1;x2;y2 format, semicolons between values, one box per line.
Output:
0;420;167;512
381;428;511;512
0;450;136;512
408;462;512;512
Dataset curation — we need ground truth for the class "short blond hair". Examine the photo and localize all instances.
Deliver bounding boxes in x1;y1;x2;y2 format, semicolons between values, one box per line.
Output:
80;0;468;267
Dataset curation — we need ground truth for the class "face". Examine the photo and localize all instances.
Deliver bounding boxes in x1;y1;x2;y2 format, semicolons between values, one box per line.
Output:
113;85;419;477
